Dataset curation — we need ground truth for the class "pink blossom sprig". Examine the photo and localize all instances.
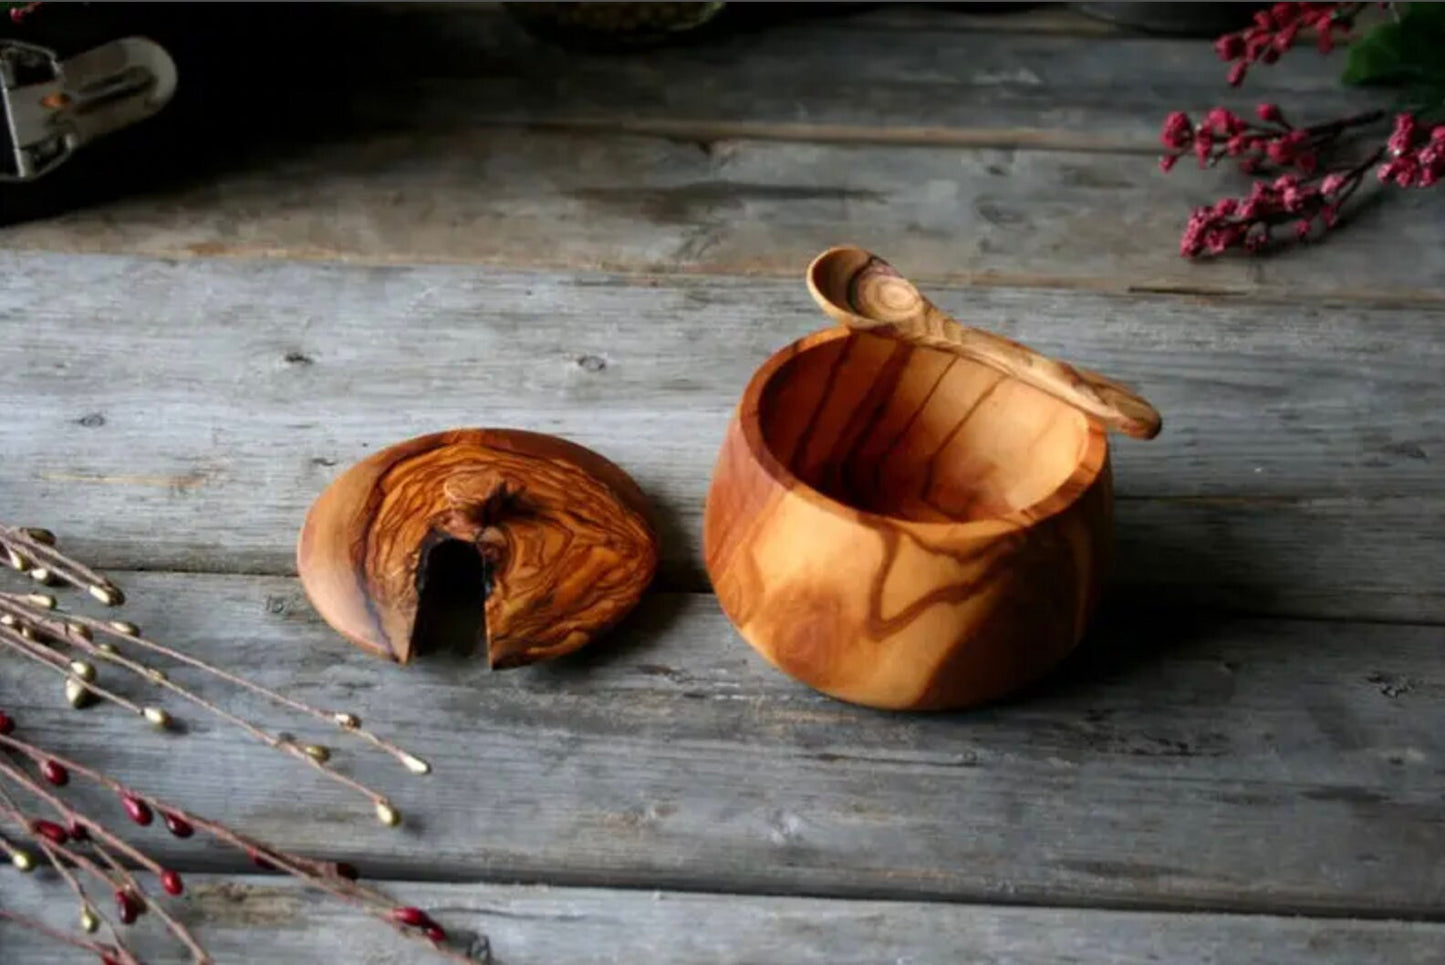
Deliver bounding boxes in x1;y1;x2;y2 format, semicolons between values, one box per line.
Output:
1159;104;1385;175
1378;112;1445;187
1160;1;1438;256
1169;109;1443;257
6;3;41;24
1179;162;1374;257
1214;2;1367;86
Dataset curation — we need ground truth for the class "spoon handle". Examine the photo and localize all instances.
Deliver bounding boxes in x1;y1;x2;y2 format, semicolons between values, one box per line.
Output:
888;303;1162;439
805;248;1161;439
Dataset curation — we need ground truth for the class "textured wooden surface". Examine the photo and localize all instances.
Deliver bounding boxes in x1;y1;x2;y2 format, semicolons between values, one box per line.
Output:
2;572;1442;919
6;875;1445;965
0;4;1442;962
0;253;1439;620
7;130;1441;302
0;5;1435;301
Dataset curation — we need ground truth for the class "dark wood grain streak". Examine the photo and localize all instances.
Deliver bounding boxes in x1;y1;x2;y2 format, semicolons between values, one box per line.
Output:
918;375;1008;520
867;354;958;502
819;340;912;503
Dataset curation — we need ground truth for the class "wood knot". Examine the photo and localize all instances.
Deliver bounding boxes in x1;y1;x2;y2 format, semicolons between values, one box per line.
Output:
468;481;530;529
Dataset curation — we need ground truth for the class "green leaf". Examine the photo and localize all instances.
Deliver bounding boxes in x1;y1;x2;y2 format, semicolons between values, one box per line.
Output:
1344;3;1445;88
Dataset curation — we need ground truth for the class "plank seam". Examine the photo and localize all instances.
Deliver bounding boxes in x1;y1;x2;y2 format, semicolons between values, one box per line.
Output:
138;861;1445;925
4;247;1439;309
37;568;1445;630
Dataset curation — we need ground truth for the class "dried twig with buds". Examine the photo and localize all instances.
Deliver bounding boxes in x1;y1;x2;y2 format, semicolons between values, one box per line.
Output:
0;720;482;963
0;523;124;606
0;906;133;965
0;523;485;963
0;521;431;825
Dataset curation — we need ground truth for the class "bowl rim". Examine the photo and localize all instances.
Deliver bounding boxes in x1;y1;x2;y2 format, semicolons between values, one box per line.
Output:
737;327;1110;536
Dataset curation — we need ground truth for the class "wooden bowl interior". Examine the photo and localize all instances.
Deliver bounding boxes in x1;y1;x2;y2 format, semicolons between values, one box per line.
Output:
758;334;1091;524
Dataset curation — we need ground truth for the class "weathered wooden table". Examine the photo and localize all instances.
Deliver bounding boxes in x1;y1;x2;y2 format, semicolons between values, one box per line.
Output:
2;4;1442;962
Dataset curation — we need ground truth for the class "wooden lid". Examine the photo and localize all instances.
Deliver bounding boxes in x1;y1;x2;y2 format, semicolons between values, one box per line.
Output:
297;428;657;669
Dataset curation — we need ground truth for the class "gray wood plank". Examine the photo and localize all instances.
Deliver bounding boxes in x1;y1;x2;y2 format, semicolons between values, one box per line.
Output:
1113;495;1445;621
2;572;1441;917
1;253;1441;620
1;4;1421;298
2;126;1434;302
0;4;1421;300
252;2;1375;150
4;876;1443;965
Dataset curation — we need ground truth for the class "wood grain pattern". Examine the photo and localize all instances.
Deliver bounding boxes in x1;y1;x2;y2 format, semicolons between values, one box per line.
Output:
0;253;1440;621
321;3;1369;149
706;327;1113;709
297;429;656;667
808;246;1162;438
0;6;1428;302
0;8;1438;957
50;3;1372;150
6;874;1445;965
2;144;1438;303
4;573;1442;918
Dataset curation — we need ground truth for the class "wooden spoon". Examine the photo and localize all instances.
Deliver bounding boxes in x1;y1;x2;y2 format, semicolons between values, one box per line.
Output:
806;246;1162;440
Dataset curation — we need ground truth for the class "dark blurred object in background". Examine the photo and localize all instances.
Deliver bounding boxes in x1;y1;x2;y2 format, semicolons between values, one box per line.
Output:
1;2;1199;227
0;3;253;226
503;2;728;50
1073;3;1266;36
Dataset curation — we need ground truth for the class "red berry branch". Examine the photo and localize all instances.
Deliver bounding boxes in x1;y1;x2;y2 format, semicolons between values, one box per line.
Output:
0;524;488;963
0;787;136;959
1160;104;1385;175
5;2;42;24
0;730;201;963
1164;107;1442;255
1214;2;1368;86
1378;112;1445;186
1157;2;1443;256
0;907;133;965
0;721;483;962
17;840;134;962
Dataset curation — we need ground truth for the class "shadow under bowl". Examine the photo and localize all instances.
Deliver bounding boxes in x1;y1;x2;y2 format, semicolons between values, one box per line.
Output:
703;328;1114;710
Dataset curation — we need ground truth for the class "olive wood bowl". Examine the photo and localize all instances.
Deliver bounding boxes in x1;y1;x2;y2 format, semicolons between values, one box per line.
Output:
703;328;1113;711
